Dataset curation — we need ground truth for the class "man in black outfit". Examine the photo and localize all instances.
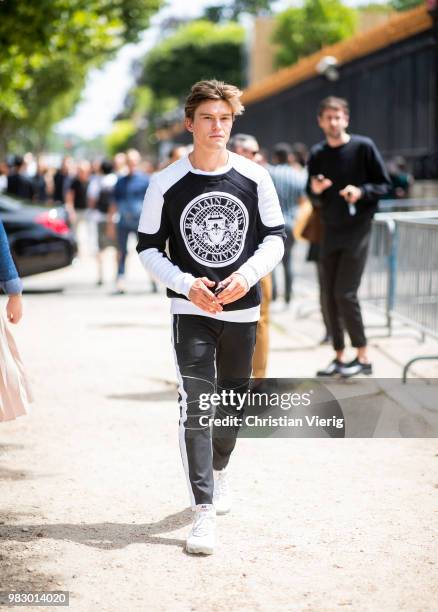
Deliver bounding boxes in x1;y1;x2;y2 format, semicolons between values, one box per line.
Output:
6;156;34;200
307;97;391;377
137;80;285;554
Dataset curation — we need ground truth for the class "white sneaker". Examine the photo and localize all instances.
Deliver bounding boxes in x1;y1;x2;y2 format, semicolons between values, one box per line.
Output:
186;504;216;555
213;469;232;515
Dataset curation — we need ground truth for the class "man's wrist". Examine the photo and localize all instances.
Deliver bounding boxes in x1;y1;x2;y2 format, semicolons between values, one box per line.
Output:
183;274;198;298
235;264;256;287
232;271;250;291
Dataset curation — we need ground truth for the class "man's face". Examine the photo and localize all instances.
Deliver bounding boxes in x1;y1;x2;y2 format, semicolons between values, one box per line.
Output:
239;142;259;161
185;100;233;151
114;153;127;173
126;152;140;173
78;162;90;181
318;107;349;140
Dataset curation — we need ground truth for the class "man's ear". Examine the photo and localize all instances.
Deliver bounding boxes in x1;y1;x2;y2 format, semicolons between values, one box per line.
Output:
184;117;193;133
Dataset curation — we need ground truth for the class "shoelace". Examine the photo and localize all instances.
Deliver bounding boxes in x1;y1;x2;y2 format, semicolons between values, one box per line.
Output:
192;511;214;537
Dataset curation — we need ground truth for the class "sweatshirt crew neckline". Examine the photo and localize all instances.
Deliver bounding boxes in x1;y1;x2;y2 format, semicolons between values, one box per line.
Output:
185;152;233;176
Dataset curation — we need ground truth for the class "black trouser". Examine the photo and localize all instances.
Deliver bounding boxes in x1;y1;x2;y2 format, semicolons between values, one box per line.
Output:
272;227;295;303
307;243;331;338
317;259;331;338
172;314;257;507
321;236;369;351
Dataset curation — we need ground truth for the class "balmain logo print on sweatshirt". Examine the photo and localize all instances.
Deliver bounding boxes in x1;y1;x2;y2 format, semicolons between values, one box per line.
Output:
136;152;285;323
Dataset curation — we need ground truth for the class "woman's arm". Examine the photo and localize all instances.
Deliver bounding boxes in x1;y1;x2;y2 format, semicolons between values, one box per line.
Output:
0;219;23;323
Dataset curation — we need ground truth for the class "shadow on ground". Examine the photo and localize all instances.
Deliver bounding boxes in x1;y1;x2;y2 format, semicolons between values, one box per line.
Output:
0;443;25;453
0;509;192;552
107;387;177;402
0;509;58;592
91;322;169;330
0;466;35;481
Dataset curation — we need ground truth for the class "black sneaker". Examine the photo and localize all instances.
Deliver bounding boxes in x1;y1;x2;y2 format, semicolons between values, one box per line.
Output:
316;359;343;377
340;358;373;378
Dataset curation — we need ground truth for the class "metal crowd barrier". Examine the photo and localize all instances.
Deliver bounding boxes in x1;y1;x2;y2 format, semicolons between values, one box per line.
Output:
361;211;438;336
359;211;438;380
390;218;438;381
360;216;396;332
378;198;438;212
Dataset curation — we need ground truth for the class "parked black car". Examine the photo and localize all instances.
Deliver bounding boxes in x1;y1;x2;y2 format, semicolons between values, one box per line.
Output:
0;193;77;277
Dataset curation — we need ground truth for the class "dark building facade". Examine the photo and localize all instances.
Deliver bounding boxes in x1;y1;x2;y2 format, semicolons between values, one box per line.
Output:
235;28;437;179
170;6;437;179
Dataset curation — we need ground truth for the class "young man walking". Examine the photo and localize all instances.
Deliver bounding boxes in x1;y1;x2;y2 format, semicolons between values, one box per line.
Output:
307;97;390;377
137;80;285;554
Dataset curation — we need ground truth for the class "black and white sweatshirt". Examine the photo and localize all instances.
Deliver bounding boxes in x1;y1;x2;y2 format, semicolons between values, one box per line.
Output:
136;152;285;323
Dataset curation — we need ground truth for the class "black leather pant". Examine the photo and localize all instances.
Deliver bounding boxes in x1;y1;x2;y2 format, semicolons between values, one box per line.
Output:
172;314;257;507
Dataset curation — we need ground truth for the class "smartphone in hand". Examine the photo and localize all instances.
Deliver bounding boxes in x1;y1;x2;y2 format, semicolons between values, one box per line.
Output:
214;283;224;296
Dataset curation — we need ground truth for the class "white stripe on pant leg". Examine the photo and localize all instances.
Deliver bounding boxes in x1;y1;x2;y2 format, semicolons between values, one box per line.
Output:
171;319;196;509
211;349;217;469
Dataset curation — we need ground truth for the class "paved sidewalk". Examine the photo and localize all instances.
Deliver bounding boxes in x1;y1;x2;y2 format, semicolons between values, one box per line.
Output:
1;246;437;611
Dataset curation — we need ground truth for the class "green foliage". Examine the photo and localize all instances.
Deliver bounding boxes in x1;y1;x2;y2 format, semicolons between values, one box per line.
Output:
0;0;162;152
114;19;246;155
141;20;245;100
203;0;272;21
130;87;155;117
357;3;393;14
121;85;178;120
273;0;358;68
104;120;137;155
389;0;422;10
229;0;272;17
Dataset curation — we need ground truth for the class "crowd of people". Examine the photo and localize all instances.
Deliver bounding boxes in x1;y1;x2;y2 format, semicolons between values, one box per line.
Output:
1;150;160;293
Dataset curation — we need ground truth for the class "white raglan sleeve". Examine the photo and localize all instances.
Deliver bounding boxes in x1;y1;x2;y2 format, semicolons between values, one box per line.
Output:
236;169;285;288
136;177;196;297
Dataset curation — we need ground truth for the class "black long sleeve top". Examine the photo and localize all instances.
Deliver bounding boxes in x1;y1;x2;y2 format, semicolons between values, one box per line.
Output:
307;134;391;251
